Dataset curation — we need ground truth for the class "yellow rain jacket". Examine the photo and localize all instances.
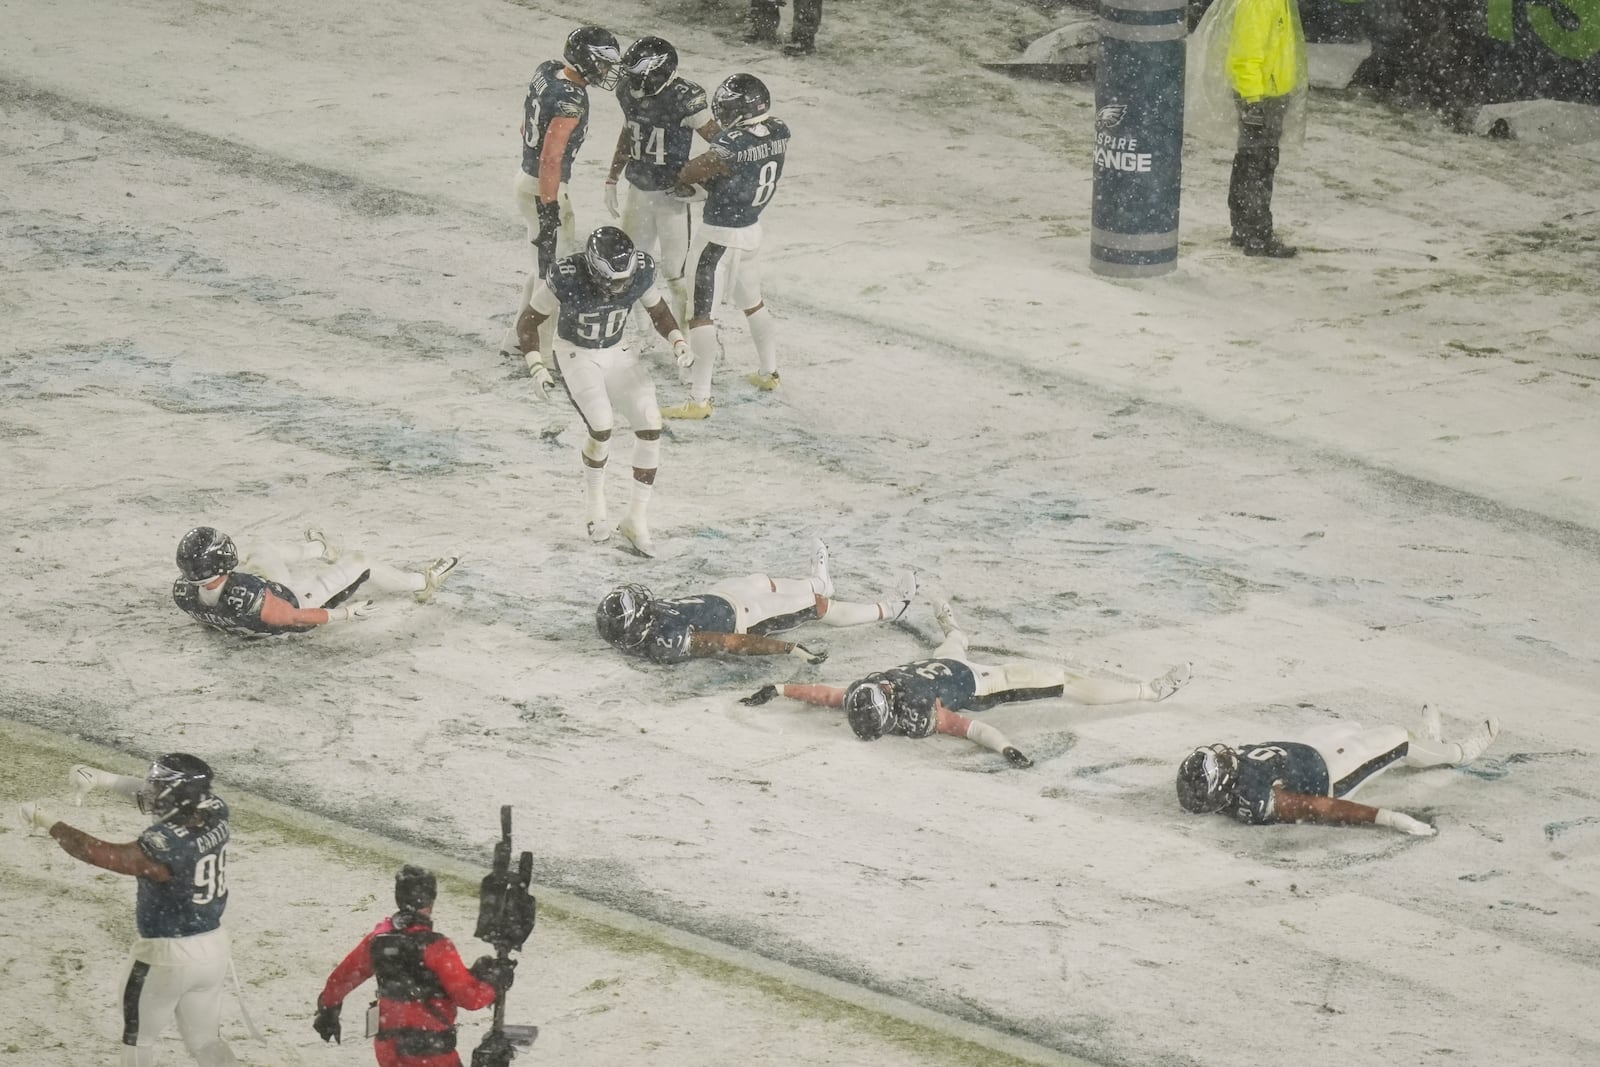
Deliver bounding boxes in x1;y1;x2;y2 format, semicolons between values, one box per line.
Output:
1227;0;1306;101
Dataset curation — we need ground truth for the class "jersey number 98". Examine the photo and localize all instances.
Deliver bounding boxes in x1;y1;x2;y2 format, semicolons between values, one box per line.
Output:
193;848;229;905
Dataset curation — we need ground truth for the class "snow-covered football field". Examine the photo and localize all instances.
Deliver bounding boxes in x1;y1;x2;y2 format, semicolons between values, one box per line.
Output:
2;0;1598;1064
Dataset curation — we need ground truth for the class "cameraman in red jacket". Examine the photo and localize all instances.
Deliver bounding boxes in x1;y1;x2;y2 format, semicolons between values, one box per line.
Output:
314;866;513;1066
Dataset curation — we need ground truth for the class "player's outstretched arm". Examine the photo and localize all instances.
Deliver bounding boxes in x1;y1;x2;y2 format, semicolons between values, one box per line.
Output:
34;818;174;880
741;682;847;706
695;632;824;661
935;703;1032;767
1274;790;1436;835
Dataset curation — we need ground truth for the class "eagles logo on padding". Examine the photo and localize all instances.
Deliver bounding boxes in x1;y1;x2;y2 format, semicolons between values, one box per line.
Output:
1096;103;1129;129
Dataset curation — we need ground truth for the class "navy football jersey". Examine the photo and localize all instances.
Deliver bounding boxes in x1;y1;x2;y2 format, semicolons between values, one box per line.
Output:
136;798;230;938
864;659;981;739
1223;742;1331;825
544;250;659;349
172;573;310;636
639;594;739;664
702;117;790;228
616;78;711;192
522;59;591;180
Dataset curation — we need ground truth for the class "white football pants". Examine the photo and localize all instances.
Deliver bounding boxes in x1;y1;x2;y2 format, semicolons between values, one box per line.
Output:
931;628;1147;705
555;343;662;438
707;575;891;634
1300;722;1462;799
119;928;238;1066
620;186;696;321
242;540;422;607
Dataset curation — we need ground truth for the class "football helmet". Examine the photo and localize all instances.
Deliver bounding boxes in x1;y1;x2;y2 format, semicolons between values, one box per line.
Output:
710;73;770;128
621;36;678;98
596;583;655;650
138;753;214;819
394;864;438;911
175;526;238;582
1175;743;1240;813
564;26;621;91
844;680;895;742
584;226;639;295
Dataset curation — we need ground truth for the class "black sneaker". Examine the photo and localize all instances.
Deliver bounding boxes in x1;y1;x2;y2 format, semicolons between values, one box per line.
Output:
1242;237;1298;258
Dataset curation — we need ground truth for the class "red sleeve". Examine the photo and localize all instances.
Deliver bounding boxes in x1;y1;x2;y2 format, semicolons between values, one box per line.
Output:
780;684;846;707
259;589;331;628
933;704;974;738
424;938;498;1012
319;930;378;1009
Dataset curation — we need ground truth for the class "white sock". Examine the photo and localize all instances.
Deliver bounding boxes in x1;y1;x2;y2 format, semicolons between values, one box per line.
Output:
747;306;778;374
689;324;717;402
628;478;653;523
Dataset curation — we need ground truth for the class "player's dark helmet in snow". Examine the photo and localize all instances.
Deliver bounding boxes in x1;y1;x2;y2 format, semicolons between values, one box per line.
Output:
565;26;622;90
621;36;678;98
139;753;215;819
596;583;654;650
844;681;894;741
710;73;770;128
584;226;639;295
1175;744;1240;813
176;526;238;582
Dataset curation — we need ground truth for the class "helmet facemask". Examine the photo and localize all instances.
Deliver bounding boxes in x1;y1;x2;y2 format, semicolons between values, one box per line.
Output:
845;682;895;741
1176;744;1238;813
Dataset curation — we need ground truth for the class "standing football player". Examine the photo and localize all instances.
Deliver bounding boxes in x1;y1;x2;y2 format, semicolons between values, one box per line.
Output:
1175;706;1501;834
502;25;622;362
21;754;238;1066
742;602;1193;766
171;526;459;636
514;225;690;556
660;73;790;420
596;539;917;664
603;36;720;329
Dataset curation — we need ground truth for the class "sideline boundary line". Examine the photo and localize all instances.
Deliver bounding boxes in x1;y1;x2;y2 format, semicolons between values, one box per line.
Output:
2;717;1102;1067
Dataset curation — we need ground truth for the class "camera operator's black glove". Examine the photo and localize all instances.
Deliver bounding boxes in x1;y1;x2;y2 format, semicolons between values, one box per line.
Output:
1239;100;1268;129
313;1003;342;1044
534;199;561;277
472;955;518;994
741;684;778;707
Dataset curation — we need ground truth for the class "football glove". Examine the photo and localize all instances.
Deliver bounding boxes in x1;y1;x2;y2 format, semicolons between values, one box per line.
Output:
330;600;380;623
788;642;828;665
19;802;59;834
69;764;114;805
1375;809;1436;837
312;1003;341;1044
603;180;621;219
525;354;555;400
740;684;778;707
1002;747;1034;769
672;338;693;369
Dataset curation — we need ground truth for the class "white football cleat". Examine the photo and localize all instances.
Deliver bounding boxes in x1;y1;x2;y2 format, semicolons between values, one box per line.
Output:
810;539;833;598
888;569;918;622
1452;717;1501;765
934;601;958;637
304;527;340;563
1419;703;1443;743
586;521;611;545
617;516;656;558
416;556;460;603
1145;661;1194;702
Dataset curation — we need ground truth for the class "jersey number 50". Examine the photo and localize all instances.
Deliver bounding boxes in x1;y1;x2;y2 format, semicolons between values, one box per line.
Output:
575;308;628;342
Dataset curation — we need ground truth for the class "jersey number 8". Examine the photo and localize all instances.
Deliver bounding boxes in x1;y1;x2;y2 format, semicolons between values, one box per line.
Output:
751;161;779;208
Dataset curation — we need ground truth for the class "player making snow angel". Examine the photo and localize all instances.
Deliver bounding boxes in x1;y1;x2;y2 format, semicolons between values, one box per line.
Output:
742;601;1194;766
171;526;459;636
515;225;690;557
596;539;918;664
1175;705;1501;835
21;754;239;1066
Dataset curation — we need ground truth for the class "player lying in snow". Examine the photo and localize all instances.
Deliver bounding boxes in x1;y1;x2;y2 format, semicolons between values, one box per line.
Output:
741;601;1193;766
1176;706;1501;835
596;540;916;664
171;526;458;636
